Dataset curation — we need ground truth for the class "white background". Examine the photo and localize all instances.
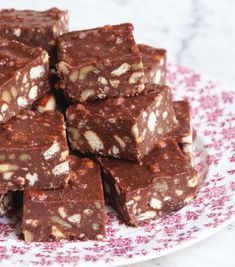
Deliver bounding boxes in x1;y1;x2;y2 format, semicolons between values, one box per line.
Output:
1;1;235;266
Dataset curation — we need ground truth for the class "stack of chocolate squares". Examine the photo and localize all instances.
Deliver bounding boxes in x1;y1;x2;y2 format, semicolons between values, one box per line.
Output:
0;8;200;242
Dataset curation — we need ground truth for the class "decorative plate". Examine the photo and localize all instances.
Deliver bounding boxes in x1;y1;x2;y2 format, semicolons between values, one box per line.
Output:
0;64;234;267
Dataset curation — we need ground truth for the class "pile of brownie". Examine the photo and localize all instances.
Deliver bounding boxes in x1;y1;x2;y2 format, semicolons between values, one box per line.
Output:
0;8;200;242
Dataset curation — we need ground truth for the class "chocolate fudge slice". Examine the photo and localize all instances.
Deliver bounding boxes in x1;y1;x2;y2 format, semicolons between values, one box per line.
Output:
23;156;105;242
98;140;200;226
0;190;12;216
66;84;177;161
0;38;50;123
138;44;167;85
57;23;145;102
0;8;68;65
168;101;193;161
0;110;70;191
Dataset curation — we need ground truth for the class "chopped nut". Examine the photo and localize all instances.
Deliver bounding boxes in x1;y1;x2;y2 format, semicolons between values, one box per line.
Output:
51;225;65;239
94;201;101;209
129;72;144;84
142;111;148;119
79;233;85;239
19;154;32;161
92;223;99;230
84;130;104;151
137;210;157;221
83;209;93;216
153;180;168;192
126;200;134;206
148;112;157;132
60;150;69;161
67;127;79;141
25;172;38;186
175;189;183;196
133;195;142;201
2;90;12;103
24;230;34;241
69;70;79;82
137;84;145;93
37;94;56;113
183;144;192;154
79;66;96;80
80;89;95;101
17;96;28;107
184;194;194;204
13;28;21;37
114;135;126;149
58;61;69;74
1;103;8;112
22;74;28;84
163;196;172;201
43;141;60;160
109;145;119;155
25;219;38;227
0;164;19;173
111;63;131;76
109;79;120;88
187;175;199;188
30;65;45;79
131;123;139;138
52;161;69;176
58;207;67;219
28;85;38;100
3;171;14;180
150;198;162;209
132;62;143;70
67;214;81;225
96;234;104;240
98;76;108;85
181;134;193;144
51;216;71;228
162;111;168;119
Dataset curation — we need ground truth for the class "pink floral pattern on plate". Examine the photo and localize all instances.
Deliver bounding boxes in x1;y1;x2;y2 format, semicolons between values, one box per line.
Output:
0;64;234;267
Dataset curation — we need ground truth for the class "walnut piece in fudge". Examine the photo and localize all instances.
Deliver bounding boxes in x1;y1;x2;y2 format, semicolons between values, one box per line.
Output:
98;140;200;226
34;89;71;114
66;84;177;161
34;93;56;113
23;156;105;242
168;101;193;161
0;8;68;65
0;190;12;216
57;23;145;102
0;111;70;191
138;44;167;85
0;38;50;123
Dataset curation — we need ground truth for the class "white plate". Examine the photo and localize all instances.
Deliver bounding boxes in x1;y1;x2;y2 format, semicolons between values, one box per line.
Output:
0;64;235;267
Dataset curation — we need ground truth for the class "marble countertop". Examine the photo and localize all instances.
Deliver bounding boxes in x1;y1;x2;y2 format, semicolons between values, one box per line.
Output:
1;0;234;266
